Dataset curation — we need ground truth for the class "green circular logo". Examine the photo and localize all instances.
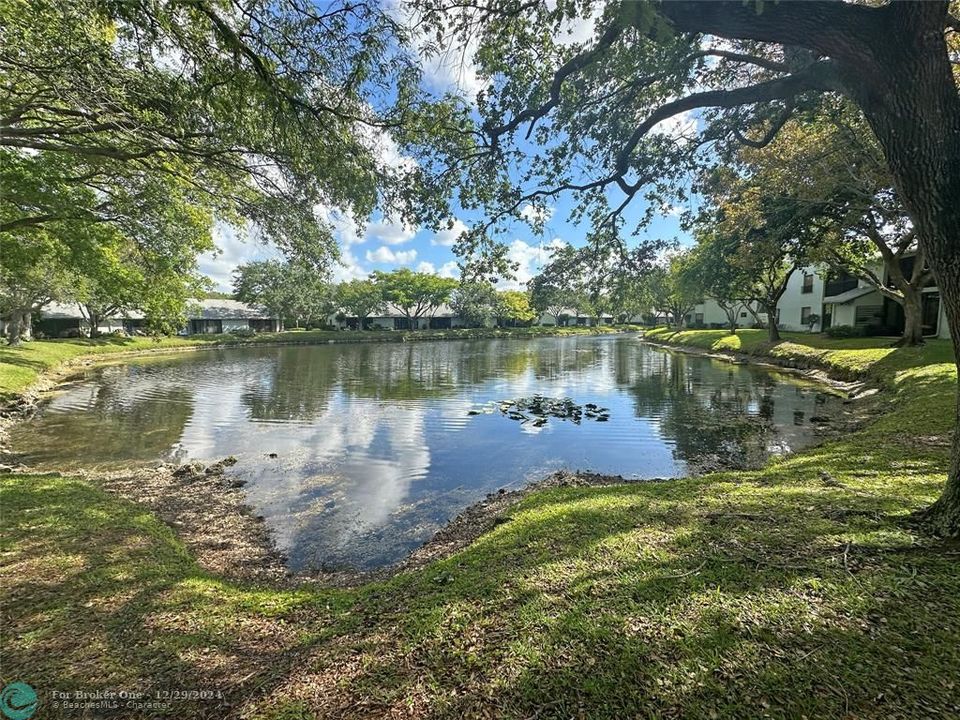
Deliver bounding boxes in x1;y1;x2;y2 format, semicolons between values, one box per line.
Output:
0;683;37;720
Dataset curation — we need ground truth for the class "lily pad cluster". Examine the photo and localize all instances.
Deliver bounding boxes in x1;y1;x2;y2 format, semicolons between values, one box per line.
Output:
468;395;610;427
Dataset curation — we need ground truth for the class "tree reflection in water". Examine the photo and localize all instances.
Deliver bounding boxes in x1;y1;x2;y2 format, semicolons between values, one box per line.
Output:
10;336;845;569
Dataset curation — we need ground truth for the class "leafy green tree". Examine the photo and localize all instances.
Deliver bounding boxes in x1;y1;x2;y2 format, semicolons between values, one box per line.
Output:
529;274;576;326
0;0;441;268
687;231;756;334
700;167;819;342
336;280;385;330
733;107;931;345
527;246;593;326
495;290;537;327
371;269;457;330
233;260;331;330
450;281;498;328
644;252;702;330
0;230;75;344
70;209;212;337
607;272;650;326
412;0;960;532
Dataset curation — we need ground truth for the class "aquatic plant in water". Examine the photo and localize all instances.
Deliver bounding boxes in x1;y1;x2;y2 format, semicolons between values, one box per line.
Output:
468;395;610;427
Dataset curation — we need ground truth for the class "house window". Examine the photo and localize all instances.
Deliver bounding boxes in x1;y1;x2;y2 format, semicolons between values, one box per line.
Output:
801;306;812;326
801;273;814;294
694;313;704;326
740;312;747;318
190;319;222;334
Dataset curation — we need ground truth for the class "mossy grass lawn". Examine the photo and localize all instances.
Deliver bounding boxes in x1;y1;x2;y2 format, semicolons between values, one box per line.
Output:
2;330;959;718
0;324;625;403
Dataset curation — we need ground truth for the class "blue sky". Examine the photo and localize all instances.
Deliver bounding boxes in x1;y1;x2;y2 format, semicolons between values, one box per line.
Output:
198;9;698;293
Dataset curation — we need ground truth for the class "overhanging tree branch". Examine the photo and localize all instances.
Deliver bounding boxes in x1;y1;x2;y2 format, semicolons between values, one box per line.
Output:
615;61;841;175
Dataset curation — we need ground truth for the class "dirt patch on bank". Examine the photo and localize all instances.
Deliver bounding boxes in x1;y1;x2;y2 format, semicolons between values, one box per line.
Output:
76;460;289;584
15;460;647;589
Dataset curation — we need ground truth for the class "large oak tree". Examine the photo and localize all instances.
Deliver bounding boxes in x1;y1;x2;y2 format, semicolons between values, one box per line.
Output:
413;0;960;534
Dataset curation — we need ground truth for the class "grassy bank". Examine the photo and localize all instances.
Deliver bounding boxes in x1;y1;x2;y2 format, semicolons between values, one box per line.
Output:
644;326;955;380
2;332;959;718
0;325;623;403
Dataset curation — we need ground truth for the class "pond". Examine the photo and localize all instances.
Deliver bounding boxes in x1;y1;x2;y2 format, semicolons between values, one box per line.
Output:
10;335;846;571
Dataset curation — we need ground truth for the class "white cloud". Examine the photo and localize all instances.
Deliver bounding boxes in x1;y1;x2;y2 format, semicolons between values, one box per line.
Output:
316;206;363;246
367;218;417;245
552;0;603;47
431;218;469;247
519;204;555;225
316;205;417;247
384;1;483;100
366;246;417;265
356;122;418;173
437;261;460;279
332;245;368;283
496;237;568;290
416;260;460;279
198;223;281;292
659;202;684;218
651;110;697;141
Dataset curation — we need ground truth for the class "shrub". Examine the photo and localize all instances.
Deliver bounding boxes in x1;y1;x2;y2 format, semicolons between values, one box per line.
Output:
229;326;256;337
825;324;858;338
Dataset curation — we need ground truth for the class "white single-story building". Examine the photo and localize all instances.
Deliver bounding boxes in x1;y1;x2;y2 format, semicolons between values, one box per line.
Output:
332;303;469;331
21;299;280;337
183;299;281;334
30;302;146;338
537;307;614;327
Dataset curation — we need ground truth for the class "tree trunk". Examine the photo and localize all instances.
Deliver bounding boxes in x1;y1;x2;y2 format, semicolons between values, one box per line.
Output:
6;312;24;346
766;306;780;342
899;289;925;347
88;309;101;338
848;7;960;535
722;305;738;334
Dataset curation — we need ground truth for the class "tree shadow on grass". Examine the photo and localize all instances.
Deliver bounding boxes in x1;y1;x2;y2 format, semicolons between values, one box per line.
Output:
3;392;958;720
245;455;960;719
0;475;341;718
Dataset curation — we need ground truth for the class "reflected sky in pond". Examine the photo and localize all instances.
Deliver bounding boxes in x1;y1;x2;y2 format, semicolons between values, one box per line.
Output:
10;335;845;570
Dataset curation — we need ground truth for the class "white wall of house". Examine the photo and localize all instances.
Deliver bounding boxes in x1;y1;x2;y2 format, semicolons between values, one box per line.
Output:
776;268;825;332
824;289;884;329
690;299;762;328
773;261;953;340
938;298;952;340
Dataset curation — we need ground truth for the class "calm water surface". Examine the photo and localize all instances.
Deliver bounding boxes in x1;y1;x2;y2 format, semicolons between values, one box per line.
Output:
11;335;844;570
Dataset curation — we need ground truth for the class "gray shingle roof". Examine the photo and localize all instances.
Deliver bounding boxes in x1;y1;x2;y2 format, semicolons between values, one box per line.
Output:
190;299;276;319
